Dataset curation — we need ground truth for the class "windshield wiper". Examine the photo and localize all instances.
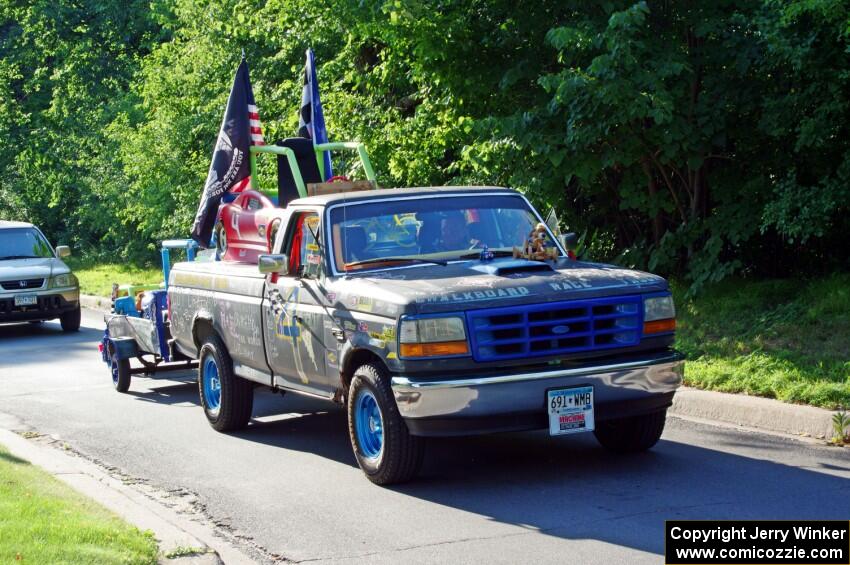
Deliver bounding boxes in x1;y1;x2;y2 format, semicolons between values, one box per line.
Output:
345;256;448;269
0;255;40;260
457;249;515;260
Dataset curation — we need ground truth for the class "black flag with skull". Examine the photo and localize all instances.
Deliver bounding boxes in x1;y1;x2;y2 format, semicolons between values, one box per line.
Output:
190;57;264;246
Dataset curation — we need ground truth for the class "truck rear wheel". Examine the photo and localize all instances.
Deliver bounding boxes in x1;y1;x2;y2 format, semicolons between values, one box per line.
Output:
347;363;423;485
198;334;253;432
593;409;667;453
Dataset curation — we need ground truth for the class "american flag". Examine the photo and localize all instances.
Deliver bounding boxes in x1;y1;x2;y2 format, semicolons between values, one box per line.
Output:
232;100;266;193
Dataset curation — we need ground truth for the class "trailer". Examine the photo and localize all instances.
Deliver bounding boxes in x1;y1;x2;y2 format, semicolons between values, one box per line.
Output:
99;239;199;392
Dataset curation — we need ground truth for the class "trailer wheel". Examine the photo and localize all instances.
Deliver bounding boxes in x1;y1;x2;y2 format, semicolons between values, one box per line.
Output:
594;409;667;453
347;363;423;485
108;344;131;393
198;334;253;432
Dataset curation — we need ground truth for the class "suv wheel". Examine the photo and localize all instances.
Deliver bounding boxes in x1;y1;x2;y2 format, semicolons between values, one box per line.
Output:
60;306;81;332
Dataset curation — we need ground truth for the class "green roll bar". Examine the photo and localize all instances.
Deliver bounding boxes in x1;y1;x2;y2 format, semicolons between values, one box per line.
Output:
249;141;376;199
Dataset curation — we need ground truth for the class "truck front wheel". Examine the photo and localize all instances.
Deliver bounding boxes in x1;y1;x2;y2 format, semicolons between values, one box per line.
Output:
593;409;667;453
198;334;253;432
347;363;424;485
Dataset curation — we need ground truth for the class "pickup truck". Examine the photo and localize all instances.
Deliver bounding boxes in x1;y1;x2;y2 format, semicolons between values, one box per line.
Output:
167;186;684;484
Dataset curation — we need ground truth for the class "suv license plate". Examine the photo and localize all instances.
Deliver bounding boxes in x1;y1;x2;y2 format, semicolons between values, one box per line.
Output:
14;295;37;306
547;385;594;436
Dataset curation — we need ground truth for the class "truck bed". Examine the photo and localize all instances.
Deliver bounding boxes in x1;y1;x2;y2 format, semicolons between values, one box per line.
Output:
168;260;272;384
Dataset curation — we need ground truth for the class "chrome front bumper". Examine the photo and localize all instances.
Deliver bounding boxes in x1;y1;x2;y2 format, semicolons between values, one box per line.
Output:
391;350;684;436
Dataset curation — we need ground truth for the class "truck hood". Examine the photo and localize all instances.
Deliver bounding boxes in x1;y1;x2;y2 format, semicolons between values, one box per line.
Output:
0;257;68;284
328;258;668;316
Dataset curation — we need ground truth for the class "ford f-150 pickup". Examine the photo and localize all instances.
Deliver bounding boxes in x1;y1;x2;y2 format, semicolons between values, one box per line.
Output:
167;186;684;484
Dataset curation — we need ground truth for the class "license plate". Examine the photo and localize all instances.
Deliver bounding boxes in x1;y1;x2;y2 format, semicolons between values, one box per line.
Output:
14;295;37;306
547;385;594;436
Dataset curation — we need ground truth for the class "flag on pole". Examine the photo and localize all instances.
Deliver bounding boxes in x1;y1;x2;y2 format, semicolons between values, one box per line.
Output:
191;57;266;246
297;48;332;180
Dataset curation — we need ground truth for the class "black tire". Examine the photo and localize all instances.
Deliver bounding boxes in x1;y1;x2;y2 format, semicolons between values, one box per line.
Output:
214;222;227;257
198;333;253;432
347;363;424;485
267;219;281;252
112;358;131;393
60;306;81;332
593;409;667;453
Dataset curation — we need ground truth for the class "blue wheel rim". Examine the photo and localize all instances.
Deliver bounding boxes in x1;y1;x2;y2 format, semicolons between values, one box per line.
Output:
355;389;383;460
202;355;221;416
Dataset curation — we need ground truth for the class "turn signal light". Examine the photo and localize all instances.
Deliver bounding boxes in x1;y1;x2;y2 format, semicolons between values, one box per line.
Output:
643;318;676;334
400;341;469;358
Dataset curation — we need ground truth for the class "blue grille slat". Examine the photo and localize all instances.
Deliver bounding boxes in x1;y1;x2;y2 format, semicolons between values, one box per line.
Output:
466;295;643;362
527;315;595;327
473;322;527;331
527;332;593;342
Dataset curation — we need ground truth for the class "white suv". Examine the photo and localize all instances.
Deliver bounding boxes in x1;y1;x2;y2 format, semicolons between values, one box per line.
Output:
0;221;81;331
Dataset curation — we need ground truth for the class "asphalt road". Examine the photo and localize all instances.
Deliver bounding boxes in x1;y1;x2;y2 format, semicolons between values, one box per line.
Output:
1;310;848;564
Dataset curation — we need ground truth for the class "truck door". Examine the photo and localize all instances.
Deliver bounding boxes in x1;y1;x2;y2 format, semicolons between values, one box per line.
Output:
264;210;331;396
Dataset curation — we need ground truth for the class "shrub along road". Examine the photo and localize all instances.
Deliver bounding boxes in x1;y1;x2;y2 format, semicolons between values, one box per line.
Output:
0;310;847;564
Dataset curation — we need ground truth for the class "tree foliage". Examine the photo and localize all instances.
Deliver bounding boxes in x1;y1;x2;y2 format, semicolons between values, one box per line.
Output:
0;0;847;289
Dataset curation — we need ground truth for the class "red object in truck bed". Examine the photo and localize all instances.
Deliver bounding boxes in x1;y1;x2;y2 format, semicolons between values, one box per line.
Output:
216;190;287;263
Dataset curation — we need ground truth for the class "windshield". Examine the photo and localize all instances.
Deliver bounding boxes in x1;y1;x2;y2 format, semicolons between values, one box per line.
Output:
0;228;54;260
328;194;559;272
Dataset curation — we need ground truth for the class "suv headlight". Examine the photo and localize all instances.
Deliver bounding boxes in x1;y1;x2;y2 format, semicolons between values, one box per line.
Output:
643;295;676;334
399;316;469;358
50;273;78;288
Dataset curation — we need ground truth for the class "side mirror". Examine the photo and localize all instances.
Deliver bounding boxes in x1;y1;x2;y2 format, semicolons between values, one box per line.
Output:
558;233;578;251
56;245;71;258
258;254;288;275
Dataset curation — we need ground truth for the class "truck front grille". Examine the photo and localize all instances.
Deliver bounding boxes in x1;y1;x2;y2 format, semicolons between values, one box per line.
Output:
466;295;642;362
1;278;45;290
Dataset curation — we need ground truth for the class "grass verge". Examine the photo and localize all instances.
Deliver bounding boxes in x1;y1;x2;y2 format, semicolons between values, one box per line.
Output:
674;274;850;410
0;442;158;564
65;258;162;298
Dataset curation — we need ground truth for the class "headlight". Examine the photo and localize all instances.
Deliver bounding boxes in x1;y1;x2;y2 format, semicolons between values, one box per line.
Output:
50;273;77;288
643;295;676;334
399;316;469;357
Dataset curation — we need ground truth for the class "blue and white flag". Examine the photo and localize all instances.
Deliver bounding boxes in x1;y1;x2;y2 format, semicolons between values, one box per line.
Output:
297;48;333;180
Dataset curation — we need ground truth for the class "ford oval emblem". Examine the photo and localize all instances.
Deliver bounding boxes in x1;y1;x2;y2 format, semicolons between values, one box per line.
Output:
552;325;570;335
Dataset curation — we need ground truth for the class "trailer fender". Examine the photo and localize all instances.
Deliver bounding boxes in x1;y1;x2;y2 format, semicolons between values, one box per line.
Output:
109;337;140;361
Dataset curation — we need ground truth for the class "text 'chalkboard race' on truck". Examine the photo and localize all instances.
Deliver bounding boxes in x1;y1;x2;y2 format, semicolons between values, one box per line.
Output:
167;186;683;484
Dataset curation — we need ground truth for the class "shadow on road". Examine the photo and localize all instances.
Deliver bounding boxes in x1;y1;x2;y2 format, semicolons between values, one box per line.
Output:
7;322;846;559
0;320;100;341
131;377;850;557
130;381;359;468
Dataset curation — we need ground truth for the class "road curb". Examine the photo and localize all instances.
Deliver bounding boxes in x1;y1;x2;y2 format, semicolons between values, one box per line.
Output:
80;293;111;313
0;420;258;565
670;386;839;440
